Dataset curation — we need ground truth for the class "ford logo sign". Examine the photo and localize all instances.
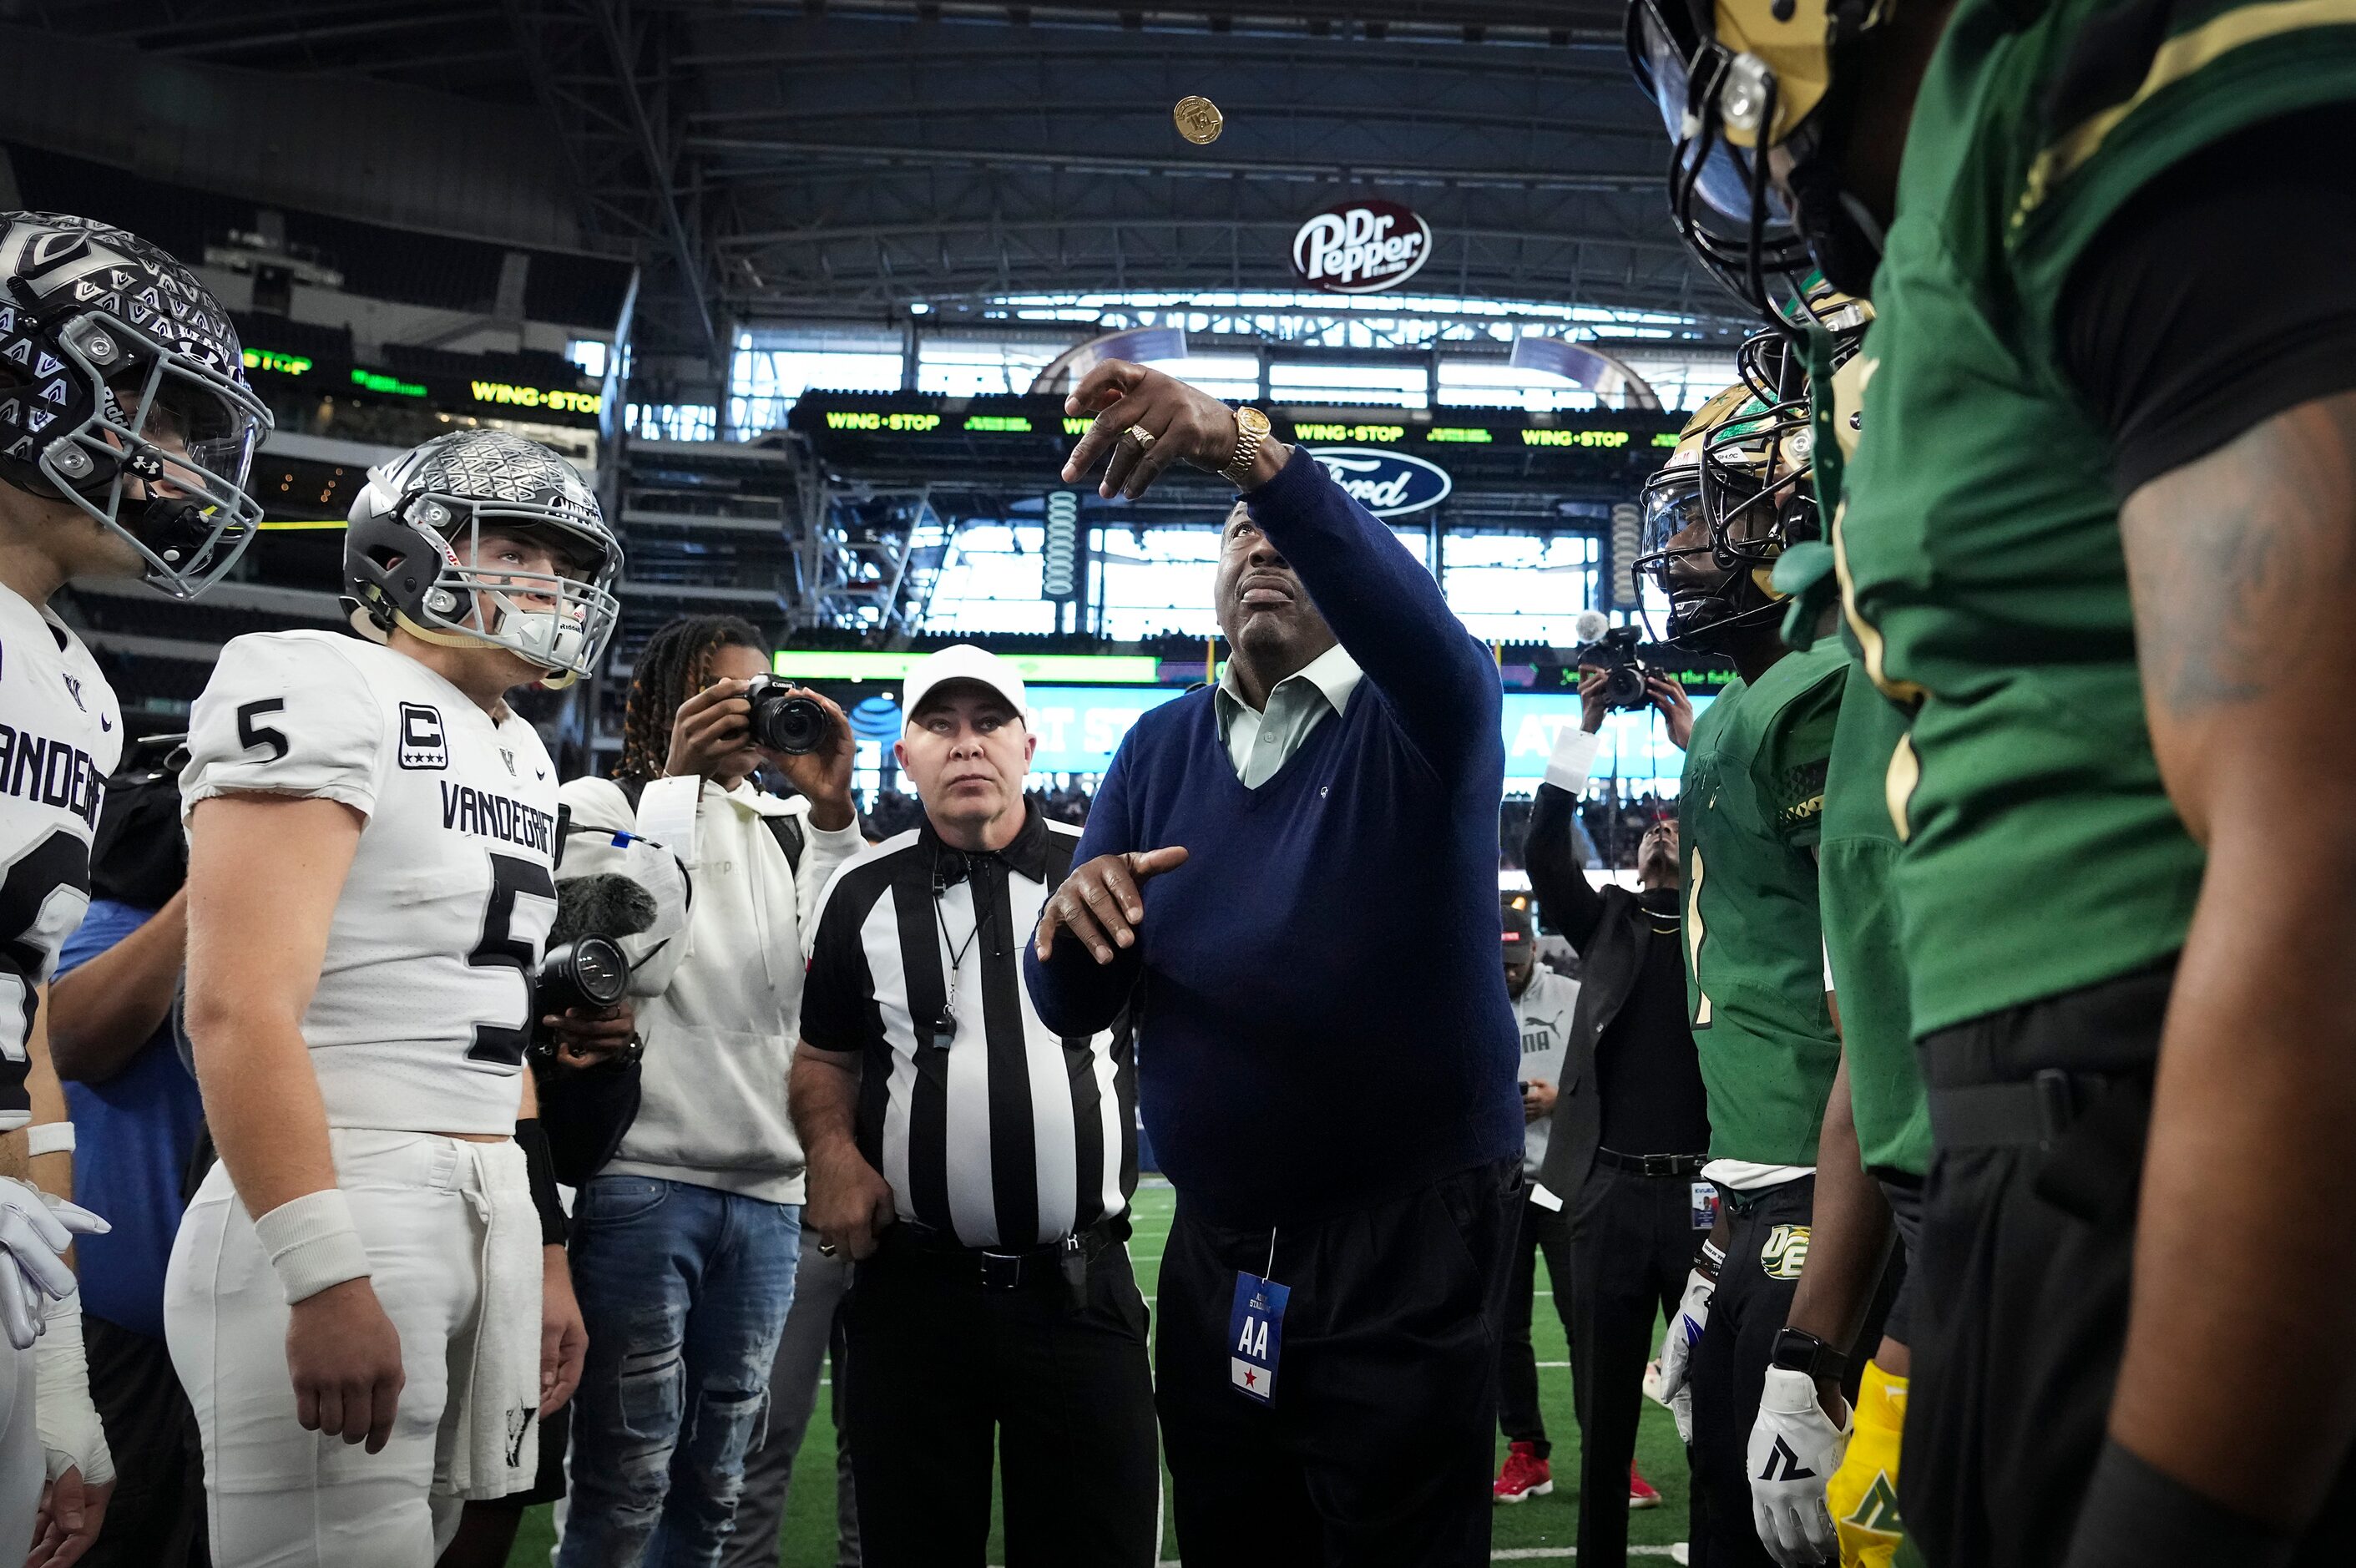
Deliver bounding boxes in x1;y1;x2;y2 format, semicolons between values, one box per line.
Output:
1306;447;1453;517
1291;199;1433;294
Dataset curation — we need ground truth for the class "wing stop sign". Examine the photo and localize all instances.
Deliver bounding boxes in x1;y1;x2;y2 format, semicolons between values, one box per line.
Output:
1292;199;1433;294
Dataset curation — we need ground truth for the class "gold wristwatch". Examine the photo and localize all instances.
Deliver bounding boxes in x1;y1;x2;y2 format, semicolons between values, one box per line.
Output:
1221;406;1273;488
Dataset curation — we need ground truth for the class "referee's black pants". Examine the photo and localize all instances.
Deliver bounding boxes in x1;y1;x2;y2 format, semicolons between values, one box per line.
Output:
1904;967;2356;1568
1498;1191;1576;1458
1157;1158;1520;1568
841;1225;1158;1568
1567;1161;1709;1568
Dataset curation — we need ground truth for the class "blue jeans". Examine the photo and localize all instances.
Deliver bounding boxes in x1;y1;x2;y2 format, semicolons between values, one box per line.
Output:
557;1176;802;1568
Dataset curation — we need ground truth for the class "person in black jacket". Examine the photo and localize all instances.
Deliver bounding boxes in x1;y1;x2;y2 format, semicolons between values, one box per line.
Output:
1525;670;1711;1568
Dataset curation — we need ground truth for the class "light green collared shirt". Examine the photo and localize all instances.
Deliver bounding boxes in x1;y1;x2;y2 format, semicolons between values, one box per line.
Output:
1213;643;1365;787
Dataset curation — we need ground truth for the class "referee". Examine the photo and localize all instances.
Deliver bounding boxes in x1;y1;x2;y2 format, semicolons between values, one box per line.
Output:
791;645;1156;1568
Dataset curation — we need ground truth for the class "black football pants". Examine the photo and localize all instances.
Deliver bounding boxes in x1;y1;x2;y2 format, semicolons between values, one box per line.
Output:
1905;968;2356;1568
1157;1159;1520;1568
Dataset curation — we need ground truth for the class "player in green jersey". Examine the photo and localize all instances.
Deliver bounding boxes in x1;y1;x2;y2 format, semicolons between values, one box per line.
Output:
1629;0;2356;1561
1636;370;1864;1568
1701;304;1930;1568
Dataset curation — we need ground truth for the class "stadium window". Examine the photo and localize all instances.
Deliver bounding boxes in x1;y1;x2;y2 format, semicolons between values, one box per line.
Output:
1266;361;1429;410
626;402;718;441
564;339;609;380
1140;353;1261;402
731;327;904;437
916;337;1066;397
1442;534;1601;645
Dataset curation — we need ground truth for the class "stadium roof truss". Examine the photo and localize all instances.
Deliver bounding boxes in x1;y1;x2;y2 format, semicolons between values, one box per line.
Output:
19;0;1744;386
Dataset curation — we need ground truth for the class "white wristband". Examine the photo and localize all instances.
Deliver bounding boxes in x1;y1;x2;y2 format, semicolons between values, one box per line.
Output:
1543;726;1601;793
23;1123;72;1158
251;1189;371;1305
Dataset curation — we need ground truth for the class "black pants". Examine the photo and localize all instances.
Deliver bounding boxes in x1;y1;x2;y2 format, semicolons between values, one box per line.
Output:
1568;1162;1709;1568
1691;1175;1818;1568
83;1315;207;1568
1157;1159;1519;1568
1905;970;2356;1568
840;1228;1158;1568
1499;1192;1575;1457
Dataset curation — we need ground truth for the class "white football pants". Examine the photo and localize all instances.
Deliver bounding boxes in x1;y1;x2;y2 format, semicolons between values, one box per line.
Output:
164;1130;529;1568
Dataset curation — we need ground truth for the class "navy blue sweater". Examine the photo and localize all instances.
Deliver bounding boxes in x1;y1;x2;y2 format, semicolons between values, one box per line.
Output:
1022;448;1522;1228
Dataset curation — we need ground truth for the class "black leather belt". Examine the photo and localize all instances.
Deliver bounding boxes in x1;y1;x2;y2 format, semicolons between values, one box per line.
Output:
1595;1149;1709;1178
1928;1069;2125;1151
876;1216;1123;1292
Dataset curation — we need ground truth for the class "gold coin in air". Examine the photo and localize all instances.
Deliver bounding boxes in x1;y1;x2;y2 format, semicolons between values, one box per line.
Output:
1173;96;1225;145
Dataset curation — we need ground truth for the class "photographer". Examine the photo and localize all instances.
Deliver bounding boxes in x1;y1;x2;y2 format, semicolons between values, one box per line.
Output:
555;615;862;1568
1525;668;1710;1568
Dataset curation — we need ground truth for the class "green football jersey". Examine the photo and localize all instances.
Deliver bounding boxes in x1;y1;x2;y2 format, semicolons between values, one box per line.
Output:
1819;658;1928;1177
1832;0;2356;1034
1681;638;1847;1165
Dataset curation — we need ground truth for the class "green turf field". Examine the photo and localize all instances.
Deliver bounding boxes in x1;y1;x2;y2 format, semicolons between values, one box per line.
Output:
508;1180;1692;1565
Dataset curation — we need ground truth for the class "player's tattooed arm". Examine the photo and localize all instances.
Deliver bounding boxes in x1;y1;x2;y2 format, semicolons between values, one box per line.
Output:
2113;387;2356;1521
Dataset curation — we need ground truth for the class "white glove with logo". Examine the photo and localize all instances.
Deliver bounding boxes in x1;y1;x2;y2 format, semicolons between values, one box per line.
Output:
33;1287;113;1488
1655;1267;1713;1404
0;1182;105;1350
1747;1365;1850;1567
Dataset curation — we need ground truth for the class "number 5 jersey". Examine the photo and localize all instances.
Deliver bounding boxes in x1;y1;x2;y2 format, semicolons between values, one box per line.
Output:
181;630;558;1135
0;584;120;1130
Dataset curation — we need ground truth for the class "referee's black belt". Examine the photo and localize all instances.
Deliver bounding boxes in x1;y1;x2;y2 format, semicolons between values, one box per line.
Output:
1595;1149;1709;1178
873;1216;1125;1292
1928;1068;2138;1151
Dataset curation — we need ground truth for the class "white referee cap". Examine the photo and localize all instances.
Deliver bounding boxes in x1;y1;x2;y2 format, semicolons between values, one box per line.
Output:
902;645;1029;727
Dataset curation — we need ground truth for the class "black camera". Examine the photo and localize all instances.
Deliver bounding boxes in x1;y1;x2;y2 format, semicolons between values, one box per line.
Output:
1576;625;1654;711
533;933;630;1058
745;677;835;755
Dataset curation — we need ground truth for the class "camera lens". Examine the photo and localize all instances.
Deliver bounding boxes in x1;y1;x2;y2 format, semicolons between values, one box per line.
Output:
1605;665;1649;709
750;689;832;754
538;934;629;1015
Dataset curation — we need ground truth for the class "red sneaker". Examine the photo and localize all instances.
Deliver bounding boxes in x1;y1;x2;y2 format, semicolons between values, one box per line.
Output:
1629;1460;1662;1510
1494;1440;1553;1504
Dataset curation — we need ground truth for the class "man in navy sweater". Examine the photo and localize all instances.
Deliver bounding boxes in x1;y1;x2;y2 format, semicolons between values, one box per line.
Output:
1024;361;1524;1566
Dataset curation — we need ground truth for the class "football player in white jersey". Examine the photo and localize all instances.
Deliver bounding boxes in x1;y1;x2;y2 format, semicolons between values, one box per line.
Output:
166;428;623;1565
0;210;272;1563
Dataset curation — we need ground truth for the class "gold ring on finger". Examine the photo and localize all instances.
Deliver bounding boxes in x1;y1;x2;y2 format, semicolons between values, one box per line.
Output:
1123;426;1157;451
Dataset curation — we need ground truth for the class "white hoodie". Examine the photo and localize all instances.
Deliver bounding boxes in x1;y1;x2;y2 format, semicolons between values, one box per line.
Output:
559;772;863;1204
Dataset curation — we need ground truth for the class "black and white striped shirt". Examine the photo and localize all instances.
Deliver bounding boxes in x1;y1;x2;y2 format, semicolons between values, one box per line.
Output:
800;802;1135;1249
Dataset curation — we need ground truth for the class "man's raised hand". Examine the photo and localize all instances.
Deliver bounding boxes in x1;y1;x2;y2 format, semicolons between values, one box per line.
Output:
1062;362;1272;501
1035;847;1190;964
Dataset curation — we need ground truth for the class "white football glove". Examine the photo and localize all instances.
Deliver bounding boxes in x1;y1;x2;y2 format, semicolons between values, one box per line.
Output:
1747;1365;1850;1567
0;1183;105;1351
1655;1267;1713;1404
33;1288;111;1488
1644;1358;1693;1446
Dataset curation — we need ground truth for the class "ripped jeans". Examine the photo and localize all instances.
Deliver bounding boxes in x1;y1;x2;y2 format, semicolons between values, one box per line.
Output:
557;1176;801;1568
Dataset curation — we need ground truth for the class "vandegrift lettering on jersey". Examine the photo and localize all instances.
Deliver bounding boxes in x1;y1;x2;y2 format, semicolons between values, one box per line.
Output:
437;782;555;856
0;725;103;829
181;629;559;1131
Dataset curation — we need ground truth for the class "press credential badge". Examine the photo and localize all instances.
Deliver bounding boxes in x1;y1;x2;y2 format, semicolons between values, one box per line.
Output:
1229;1272;1289;1404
